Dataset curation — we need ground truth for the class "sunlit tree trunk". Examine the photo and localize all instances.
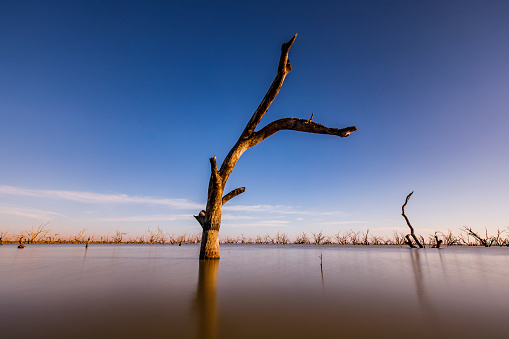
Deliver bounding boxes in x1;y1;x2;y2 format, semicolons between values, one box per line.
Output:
194;34;358;259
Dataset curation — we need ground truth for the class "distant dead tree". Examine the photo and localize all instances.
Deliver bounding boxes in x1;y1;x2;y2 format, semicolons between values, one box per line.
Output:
460;226;506;247
401;192;444;248
401;192;424;248
194;34;358;259
23;223;50;244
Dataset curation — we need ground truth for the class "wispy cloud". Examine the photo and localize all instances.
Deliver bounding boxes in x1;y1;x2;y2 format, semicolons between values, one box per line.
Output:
222;220;290;228
0;203;65;220
261;220;290;224
221;214;257;220
223;204;289;212
0;186;350;229
0;185;202;210
91;214;194;222
224;204;346;216
312;220;368;226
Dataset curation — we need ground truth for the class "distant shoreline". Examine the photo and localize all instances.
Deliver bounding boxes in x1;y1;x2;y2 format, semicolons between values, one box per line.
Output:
2;227;508;247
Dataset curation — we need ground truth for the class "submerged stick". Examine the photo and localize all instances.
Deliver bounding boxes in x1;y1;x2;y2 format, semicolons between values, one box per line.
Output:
17;237;25;249
319;252;324;289
432;232;443;248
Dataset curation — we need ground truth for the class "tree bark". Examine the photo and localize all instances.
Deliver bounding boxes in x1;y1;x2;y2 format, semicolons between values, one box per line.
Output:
195;34;358;259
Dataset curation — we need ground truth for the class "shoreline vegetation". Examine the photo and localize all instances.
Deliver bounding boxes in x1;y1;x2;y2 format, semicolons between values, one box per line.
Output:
1;224;508;247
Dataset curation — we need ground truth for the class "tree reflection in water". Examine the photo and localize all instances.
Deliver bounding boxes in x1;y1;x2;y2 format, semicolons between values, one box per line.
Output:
409;249;439;325
195;259;219;339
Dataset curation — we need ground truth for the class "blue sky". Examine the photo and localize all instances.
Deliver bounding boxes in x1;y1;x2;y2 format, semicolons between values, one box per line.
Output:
1;0;508;239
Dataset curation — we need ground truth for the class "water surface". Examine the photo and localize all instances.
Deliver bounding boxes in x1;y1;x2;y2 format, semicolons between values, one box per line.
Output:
1;244;508;338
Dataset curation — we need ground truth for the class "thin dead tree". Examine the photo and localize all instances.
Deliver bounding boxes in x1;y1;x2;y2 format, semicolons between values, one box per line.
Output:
401;191;424;248
23;223;50;244
461;226;490;247
194;34;358;259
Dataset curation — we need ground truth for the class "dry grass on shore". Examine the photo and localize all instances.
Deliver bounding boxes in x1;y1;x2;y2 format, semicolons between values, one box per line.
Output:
1;224;509;247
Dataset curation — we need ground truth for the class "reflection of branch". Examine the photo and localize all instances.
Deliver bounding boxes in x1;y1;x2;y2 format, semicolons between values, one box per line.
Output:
319;253;324;290
402;192;424;248
409;250;438;323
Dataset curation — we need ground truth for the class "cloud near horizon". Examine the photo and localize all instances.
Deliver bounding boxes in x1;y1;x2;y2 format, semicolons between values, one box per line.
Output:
1;185;346;216
222;220;291;228
0;203;65;220
0;186;349;229
91;214;194;222
223;204;347;217
0;185;202;210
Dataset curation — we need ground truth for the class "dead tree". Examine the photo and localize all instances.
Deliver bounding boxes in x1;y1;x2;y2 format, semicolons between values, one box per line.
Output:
461;226;491;247
194;34;358;259
401;191;424;248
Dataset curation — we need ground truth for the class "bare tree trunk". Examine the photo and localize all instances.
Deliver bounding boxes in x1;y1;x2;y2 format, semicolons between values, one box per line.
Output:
194;34;358;259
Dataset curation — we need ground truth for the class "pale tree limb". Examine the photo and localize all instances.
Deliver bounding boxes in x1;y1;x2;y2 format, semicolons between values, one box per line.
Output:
402;191;424;248
240;33;297;138
249;118;358;147
209;156;220;183
222;187;246;205
219;35;298;185
204;156;223;230
194;210;206;227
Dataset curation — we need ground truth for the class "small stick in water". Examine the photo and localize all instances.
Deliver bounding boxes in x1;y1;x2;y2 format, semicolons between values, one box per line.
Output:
319;252;324;289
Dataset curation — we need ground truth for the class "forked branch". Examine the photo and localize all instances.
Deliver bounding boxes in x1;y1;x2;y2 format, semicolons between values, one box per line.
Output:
218;34;357;186
241;33;298;138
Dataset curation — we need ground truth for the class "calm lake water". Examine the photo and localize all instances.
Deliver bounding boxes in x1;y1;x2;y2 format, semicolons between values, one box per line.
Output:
1;244;508;338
